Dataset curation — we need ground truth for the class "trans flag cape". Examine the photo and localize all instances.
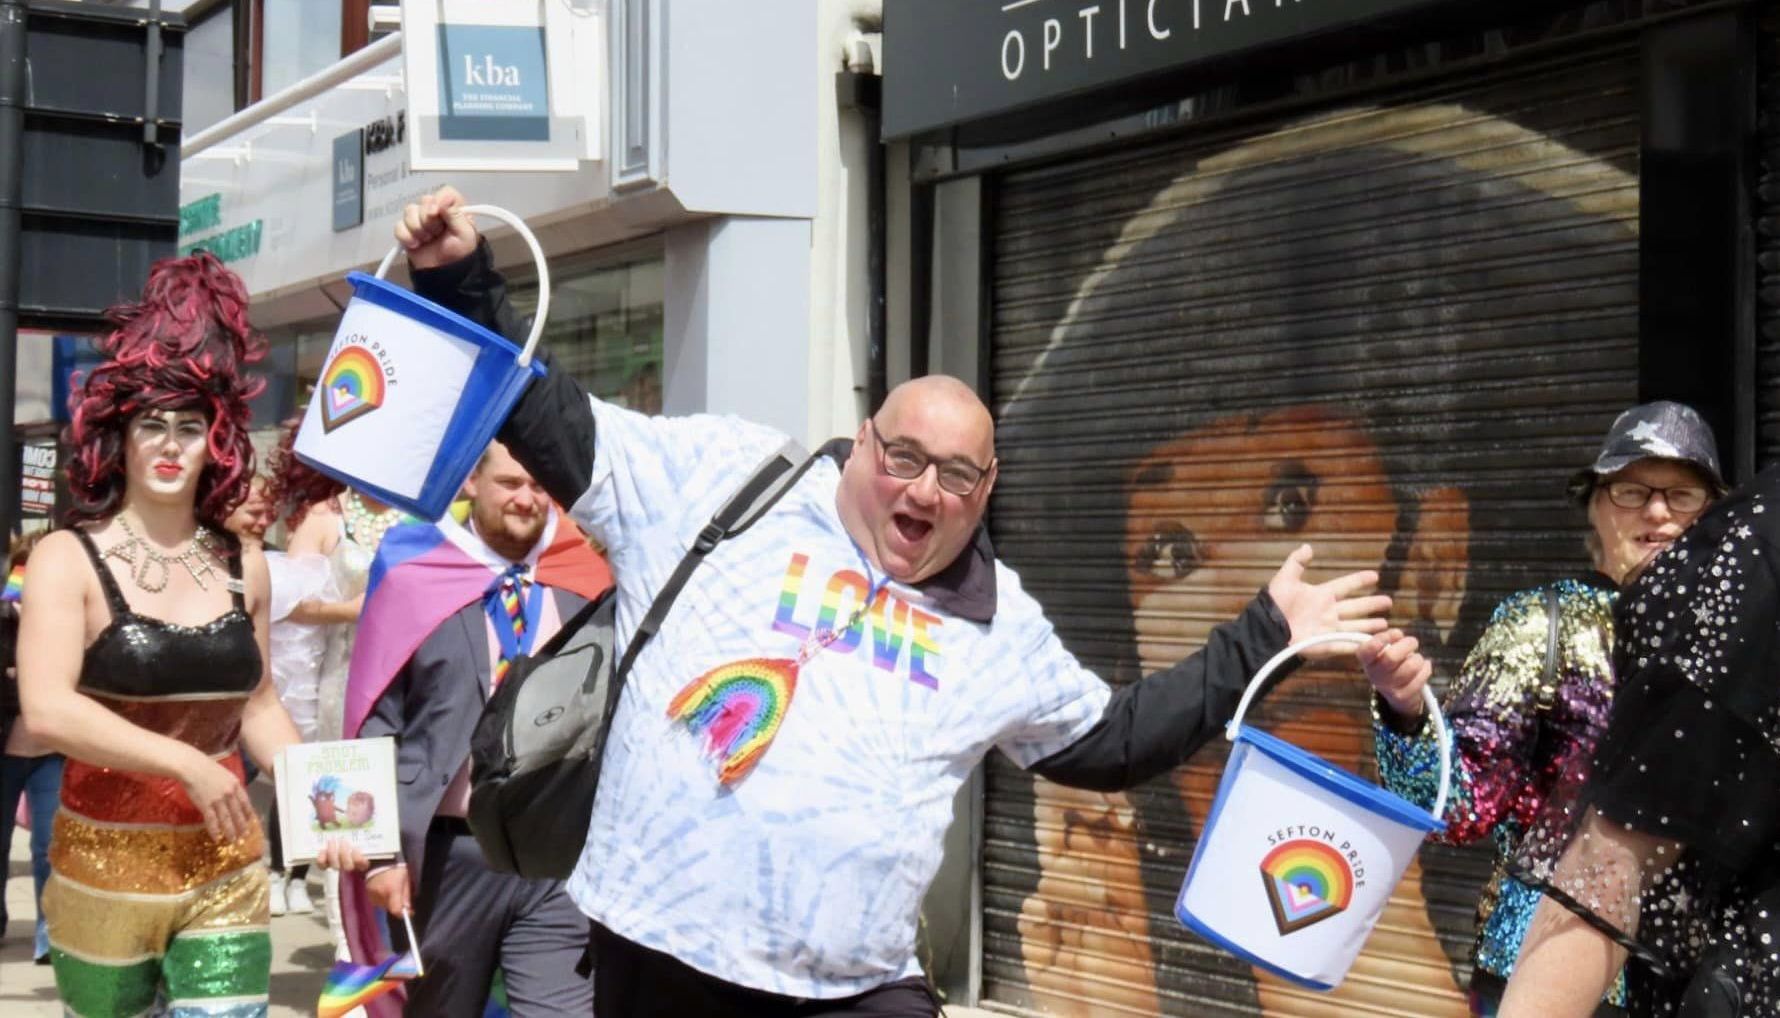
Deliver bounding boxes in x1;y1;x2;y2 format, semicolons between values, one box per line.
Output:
341;508;611;742
338;507;609;1015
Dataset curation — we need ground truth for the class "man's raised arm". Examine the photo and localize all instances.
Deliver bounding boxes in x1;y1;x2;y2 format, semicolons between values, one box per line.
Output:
398;187;597;511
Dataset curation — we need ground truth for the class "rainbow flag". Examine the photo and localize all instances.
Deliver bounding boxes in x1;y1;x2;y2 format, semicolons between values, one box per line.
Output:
317;952;420;1018
2;564;22;602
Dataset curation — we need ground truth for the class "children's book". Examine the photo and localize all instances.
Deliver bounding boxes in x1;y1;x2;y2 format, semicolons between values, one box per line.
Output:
276;738;401;864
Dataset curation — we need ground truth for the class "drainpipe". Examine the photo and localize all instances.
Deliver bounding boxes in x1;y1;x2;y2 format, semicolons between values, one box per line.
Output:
837;39;887;415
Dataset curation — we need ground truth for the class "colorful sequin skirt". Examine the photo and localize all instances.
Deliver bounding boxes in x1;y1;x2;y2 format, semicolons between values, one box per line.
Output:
44;753;271;1018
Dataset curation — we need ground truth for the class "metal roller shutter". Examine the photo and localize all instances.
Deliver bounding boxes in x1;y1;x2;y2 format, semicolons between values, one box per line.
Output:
982;46;1642;1017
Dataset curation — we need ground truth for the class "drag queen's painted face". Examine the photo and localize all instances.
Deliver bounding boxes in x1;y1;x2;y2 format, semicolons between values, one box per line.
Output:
124;408;212;504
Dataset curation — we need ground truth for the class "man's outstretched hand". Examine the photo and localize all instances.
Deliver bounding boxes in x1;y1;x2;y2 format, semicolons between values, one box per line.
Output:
1266;544;1390;658
397;186;480;271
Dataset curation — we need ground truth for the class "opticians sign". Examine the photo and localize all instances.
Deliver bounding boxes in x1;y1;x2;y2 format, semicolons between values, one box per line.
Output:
882;0;1456;138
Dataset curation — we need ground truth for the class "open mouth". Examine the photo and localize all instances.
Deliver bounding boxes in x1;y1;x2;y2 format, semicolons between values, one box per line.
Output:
1631;534;1679;571
892;512;933;544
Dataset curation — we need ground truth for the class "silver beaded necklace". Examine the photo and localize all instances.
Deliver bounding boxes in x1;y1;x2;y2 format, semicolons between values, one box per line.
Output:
104;513;223;593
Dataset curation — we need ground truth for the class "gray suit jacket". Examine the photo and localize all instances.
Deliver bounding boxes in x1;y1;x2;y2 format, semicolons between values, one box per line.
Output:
359;587;587;882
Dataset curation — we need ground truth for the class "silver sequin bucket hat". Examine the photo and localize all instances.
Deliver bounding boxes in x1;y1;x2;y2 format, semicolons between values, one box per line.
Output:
1567;400;1727;505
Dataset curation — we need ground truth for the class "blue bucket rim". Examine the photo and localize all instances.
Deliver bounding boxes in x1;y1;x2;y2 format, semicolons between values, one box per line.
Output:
344;270;533;362
1175;906;1336;991
1233;726;1445;834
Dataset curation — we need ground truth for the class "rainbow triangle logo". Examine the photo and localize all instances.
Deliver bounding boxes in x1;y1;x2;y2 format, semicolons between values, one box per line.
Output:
318;345;387;432
1259;838;1353;935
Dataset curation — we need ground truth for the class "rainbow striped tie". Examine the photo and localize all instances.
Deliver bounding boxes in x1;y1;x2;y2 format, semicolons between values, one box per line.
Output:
493;570;530;688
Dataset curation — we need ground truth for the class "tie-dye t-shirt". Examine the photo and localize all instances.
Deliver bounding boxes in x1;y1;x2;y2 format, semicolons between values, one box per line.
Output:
562;397;1112;998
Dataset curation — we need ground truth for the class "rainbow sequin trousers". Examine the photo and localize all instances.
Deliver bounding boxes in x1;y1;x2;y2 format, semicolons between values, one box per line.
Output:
44;697;270;1018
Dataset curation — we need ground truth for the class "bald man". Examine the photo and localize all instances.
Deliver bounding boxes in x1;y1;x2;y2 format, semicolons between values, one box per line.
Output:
395;188;1392;1018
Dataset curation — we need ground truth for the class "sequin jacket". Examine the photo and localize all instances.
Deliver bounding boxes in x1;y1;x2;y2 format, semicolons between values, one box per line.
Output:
1373;575;1623;1001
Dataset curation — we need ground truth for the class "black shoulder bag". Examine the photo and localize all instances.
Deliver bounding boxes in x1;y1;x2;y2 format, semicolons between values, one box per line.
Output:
468;440;814;879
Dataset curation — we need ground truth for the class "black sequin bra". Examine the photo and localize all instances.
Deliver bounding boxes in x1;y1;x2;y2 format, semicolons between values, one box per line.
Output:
72;528;261;700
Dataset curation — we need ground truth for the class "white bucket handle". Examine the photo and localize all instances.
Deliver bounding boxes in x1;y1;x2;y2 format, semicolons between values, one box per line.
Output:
374;203;550;368
1224;631;1453;823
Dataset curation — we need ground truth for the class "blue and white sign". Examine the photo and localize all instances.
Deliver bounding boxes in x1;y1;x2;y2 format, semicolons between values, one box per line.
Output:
436;24;550;141
401;0;594;173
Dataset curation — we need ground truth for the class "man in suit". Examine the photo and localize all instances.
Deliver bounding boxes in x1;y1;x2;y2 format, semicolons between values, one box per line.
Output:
360;442;595;1016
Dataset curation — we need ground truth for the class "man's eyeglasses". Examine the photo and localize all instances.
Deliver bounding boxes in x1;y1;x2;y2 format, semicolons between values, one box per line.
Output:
1604;481;1709;515
866;419;993;497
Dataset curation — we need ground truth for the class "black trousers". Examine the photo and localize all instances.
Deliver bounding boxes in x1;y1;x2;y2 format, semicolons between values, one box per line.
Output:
590;923;940;1018
400;818;594;1017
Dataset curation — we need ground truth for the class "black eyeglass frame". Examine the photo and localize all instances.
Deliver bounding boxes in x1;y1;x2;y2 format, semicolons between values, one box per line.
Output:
1602;480;1710;515
865;418;996;497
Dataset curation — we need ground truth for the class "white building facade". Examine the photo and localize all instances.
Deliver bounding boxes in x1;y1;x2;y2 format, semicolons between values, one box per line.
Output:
179;0;883;450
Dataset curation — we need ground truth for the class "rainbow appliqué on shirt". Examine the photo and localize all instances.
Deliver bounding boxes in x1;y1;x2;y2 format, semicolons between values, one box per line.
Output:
1259;839;1354;935
666;658;799;784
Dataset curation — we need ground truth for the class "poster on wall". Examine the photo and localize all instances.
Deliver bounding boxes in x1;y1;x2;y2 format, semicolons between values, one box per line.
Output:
402;0;597;172
19;442;57;518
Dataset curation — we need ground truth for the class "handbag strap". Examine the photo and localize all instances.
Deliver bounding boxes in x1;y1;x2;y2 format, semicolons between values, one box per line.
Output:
613;440;815;681
1544;586;1561;689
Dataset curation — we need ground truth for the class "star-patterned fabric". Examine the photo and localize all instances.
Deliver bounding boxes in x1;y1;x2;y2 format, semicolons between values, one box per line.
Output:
1511;463;1780;1016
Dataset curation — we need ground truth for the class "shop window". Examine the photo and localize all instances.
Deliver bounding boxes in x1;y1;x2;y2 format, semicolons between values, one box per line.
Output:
259;0;344;97
508;255;665;415
182;1;238;133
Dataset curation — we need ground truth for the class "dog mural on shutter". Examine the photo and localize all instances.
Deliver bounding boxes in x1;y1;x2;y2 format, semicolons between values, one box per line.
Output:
999;55;1640;1016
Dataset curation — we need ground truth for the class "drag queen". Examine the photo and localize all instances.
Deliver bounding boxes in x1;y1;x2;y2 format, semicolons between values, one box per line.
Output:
15;252;359;1017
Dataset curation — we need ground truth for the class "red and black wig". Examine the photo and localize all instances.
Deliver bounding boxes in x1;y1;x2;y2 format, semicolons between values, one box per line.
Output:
264;414;344;529
64;252;266;529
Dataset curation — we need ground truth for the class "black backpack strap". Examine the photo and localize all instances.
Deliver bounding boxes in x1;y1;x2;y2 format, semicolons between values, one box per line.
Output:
613;440;813;679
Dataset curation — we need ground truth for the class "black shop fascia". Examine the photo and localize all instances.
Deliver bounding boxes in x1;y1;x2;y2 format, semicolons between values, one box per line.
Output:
884;0;1545;146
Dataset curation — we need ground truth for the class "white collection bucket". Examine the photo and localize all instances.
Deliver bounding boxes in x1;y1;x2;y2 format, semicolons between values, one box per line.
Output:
1175;632;1451;990
292;205;550;521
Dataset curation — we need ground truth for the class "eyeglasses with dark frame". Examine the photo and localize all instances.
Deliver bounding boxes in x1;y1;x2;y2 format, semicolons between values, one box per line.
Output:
865;419;994;497
1603;480;1710;515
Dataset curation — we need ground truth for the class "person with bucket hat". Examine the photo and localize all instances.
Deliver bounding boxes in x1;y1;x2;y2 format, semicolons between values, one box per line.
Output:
391;187;1397;1016
1360;401;1726;1016
13;252;368;1018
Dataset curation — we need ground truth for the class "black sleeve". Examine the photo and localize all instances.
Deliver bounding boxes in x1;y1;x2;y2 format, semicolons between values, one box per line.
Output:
1031;589;1293;791
408;241;598;509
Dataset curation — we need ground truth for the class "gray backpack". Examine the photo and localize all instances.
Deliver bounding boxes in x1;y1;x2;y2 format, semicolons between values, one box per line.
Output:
468;441;814;880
